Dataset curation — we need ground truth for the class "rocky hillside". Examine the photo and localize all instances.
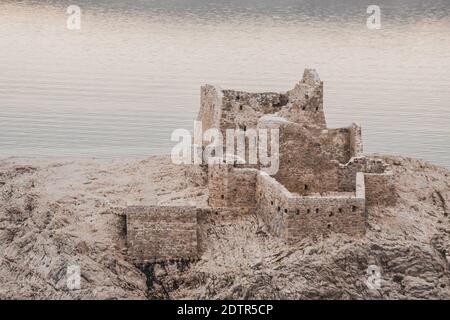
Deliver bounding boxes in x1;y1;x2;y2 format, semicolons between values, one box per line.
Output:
0;155;448;299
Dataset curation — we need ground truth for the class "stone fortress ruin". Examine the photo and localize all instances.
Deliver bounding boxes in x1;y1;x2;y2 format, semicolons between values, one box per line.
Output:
126;69;396;264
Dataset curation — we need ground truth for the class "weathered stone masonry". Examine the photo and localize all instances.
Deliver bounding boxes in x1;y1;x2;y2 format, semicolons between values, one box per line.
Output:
126;206;199;264
125;69;397;263
256;171;366;243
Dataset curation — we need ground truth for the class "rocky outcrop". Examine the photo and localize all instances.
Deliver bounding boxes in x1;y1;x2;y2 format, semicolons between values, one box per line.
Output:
145;156;450;299
0;155;448;299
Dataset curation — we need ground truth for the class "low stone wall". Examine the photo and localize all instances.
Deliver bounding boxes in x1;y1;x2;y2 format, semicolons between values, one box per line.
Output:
286;196;366;243
255;171;366;243
337;157;396;206
284;172;366;243
126;206;199;264
256;172;291;240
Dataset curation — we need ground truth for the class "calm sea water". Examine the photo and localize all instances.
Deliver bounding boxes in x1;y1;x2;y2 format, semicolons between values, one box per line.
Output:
0;0;449;167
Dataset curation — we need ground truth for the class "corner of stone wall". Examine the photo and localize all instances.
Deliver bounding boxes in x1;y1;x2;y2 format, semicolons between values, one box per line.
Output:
356;172;366;200
207;163;259;208
198;84;223;137
207;162;231;207
349;122;363;157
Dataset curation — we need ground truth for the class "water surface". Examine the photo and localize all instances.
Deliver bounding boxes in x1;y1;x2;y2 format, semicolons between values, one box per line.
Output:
0;0;449;167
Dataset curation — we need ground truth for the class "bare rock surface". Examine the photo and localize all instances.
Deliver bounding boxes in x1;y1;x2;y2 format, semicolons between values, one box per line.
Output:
0;155;448;299
0;156;206;299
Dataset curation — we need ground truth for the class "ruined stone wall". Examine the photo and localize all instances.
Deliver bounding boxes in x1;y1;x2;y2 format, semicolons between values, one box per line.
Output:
266;119;340;195
364;172;397;206
256;114;360;195
285;195;366;243
356;172;366;199
208;163;230;208
255;171;366;243
337;157;395;206
338;157;389;192
197;69;357;180
126;206;198;264
218;131;261;169
284;172;366;243
318;128;351;164
349;123;363;157
198;85;222;134
198;86;287;165
208;164;257;208
219;90;288;136
256;172;291;240
197;69;327;160
227;168;258;207
280;69;326;129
